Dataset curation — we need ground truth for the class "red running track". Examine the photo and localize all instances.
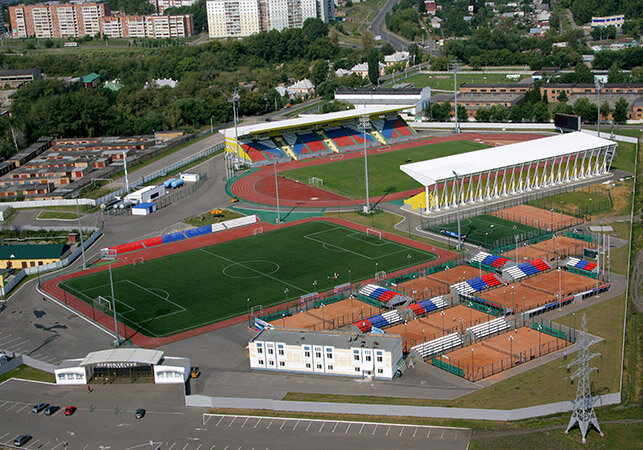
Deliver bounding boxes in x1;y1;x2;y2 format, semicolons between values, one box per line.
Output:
230;133;549;208
40;217;459;348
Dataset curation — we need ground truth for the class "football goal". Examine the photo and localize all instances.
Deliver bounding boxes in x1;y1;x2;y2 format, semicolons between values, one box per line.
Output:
94;295;112;312
309;177;324;187
133;257;145;265
253;227;264;235
366;228;382;240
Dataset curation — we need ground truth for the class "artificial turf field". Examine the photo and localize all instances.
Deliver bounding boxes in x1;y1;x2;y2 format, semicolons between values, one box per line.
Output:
281;140;487;198
426;214;541;249
60;221;438;337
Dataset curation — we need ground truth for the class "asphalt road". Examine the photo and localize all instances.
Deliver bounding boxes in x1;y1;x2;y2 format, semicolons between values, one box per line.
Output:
369;0;411;51
0;380;471;449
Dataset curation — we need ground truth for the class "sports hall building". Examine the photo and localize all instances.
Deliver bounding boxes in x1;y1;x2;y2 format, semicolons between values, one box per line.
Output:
221;106;416;165
55;349;190;385
401;132;616;213
248;328;403;380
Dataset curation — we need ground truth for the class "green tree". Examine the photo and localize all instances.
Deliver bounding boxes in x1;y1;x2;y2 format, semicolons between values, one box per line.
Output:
532;103;550;122
311;60;329;86
600;101;611;120
367;51;380;85
407;43;420;66
608;61;625;83
613;97;629;123
489;104;508;122
380;42;395;55
302;18;329;41
557;90;569;103
509;105;525;123
457;104;468;121
573;97;597;123
573;63;593;83
475;107;491;122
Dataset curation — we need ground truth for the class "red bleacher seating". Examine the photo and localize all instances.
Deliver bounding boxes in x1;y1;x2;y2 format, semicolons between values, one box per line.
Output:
481;273;502;287
408;304;425;315
355;319;372;332
584;262;597;271
141;236;162;248
241;144;266;162
112;241;144;254
531;258;550;271
491;257;510;268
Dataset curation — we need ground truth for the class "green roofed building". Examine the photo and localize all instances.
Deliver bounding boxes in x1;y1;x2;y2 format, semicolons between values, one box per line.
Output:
82;72;100;89
0;243;65;269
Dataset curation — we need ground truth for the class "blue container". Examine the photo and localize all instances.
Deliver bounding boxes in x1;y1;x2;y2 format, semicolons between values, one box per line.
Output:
164;179;176;188
171;179;184;189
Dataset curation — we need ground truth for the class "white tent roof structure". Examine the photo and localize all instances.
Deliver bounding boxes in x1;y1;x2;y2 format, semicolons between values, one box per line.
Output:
400;132;616;186
80;348;164;366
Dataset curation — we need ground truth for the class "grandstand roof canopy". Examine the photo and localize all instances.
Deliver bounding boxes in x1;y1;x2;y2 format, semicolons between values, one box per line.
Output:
400;132;616;186
221;105;409;140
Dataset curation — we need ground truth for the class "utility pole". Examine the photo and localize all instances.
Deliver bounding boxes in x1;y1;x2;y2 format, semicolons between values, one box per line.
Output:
564;313;603;443
359;115;371;213
75;197;86;270
453;170;462;250
274;161;281;224
122;151;130;194
449;60;461;134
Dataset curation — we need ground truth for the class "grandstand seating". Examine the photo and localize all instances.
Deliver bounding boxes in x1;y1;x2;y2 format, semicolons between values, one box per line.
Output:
452;273;503;296
284;133;328;156
471;251;511;269
379;118;414;140
359;284;405;305
466;317;511;340
507;258;551;280
344;124;376;144
241;139;286;162
411;332;463;358
354;309;403;332
407;295;448;316
565;257;598;272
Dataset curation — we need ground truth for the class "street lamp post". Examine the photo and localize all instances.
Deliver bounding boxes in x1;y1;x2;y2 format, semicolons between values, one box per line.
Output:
441;310;445;334
449;60;461;134
75;196;86;271
470;348;474;380
509;335;514;366
359;115;371;213
453;170;462;250
595;80;602;138
107;258;120;346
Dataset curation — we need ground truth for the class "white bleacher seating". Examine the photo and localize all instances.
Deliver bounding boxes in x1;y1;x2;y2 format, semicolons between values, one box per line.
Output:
506;266;526;281
382;310;403;325
283;134;297;146
452;281;475;296
431;295;449;308
566;257;580;267
466;317;511;340
371;119;385;131
411;332;463;358
471;252;491;263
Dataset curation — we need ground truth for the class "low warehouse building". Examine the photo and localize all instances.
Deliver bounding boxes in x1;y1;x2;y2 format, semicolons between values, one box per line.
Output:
248;328;403;380
0;243;65;269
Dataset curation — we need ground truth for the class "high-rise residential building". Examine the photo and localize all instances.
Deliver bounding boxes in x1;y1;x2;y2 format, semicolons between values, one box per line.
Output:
101;14;193;38
150;0;197;14
9;2;108;38
206;0;333;38
206;0;261;38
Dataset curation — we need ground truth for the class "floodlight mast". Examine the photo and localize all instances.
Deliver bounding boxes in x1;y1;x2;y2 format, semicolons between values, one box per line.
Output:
359;115;371;213
453;170;462;250
595;79;602;138
449;60;461;134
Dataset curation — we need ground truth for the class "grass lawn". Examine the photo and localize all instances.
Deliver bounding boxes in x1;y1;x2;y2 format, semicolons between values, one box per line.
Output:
60;221;438;337
529;188;612;219
37;210;80;220
404;72;528;90
426;214;540;249
281;140;487;199
185;209;244;227
0;365;55;384
610;141;637;172
594;221;631;276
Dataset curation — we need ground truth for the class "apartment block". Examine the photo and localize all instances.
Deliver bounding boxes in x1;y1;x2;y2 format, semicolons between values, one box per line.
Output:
9;2;108;38
206;0;333;38
101;14;193;38
151;0;197;14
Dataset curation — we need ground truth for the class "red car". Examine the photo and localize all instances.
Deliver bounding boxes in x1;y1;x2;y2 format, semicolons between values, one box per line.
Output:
64;406;76;416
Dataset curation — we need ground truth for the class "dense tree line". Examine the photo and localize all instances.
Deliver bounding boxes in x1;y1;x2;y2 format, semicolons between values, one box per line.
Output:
559;0;641;26
385;0;425;41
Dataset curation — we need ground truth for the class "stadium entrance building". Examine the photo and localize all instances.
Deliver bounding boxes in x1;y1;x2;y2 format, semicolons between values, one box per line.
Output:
220;105;417;165
334;86;431;118
54;349;190;385
401;132;616;213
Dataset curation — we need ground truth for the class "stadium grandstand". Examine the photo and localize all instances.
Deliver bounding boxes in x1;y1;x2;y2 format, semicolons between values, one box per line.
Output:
401;132;616;213
220;106;417;165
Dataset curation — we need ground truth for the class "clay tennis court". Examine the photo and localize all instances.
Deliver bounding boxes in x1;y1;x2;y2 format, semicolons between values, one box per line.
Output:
500;235;595;263
386;304;491;350
479;269;597;314
435;326;570;381
273;298;380;331
394;265;488;299
491;204;581;231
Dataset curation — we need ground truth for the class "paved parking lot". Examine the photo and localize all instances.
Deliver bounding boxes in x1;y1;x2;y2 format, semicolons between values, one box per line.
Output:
0;380;471;449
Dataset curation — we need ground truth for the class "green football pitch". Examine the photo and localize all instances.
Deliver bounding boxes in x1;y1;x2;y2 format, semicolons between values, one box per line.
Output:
60;221;438;337
281;140;487;199
427;215;541;249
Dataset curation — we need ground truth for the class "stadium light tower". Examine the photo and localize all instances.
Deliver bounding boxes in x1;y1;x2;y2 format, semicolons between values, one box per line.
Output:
595;79;602;138
359;115;371;213
449;60;461;134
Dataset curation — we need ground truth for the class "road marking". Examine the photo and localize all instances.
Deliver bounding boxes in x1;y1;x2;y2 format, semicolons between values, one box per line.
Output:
279;419;286;430
167;443;176;450
318;422;325;432
454;431;458;439
209;446;215;450
359;423;365;434
25;438;40;449
195;445;202;450
266;420;272;429
194;428;207;431
292;420;299;430
5;402;19;411
216;416;225;426
345;423;351;434
427;429;431;438
399;427;404;437
413;427;418;437
12;339;31;348
386;426;390;436
0;401;7;408
254;418;261;428
0;433;8;441
440;430;444;439
228;417;236;427
241;417;250;427
16;404;30;413
332;422;338;433
187;437;200;441
181;444;189;450
372;424;378;435
306;421;312;431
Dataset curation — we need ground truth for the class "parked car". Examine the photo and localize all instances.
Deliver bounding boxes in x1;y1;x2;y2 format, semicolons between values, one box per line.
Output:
13;435;32;447
64;406;76;416
135;408;146;419
43;405;60;415
31;402;48;413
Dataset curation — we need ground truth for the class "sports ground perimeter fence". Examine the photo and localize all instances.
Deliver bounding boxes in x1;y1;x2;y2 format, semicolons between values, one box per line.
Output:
430;317;576;382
